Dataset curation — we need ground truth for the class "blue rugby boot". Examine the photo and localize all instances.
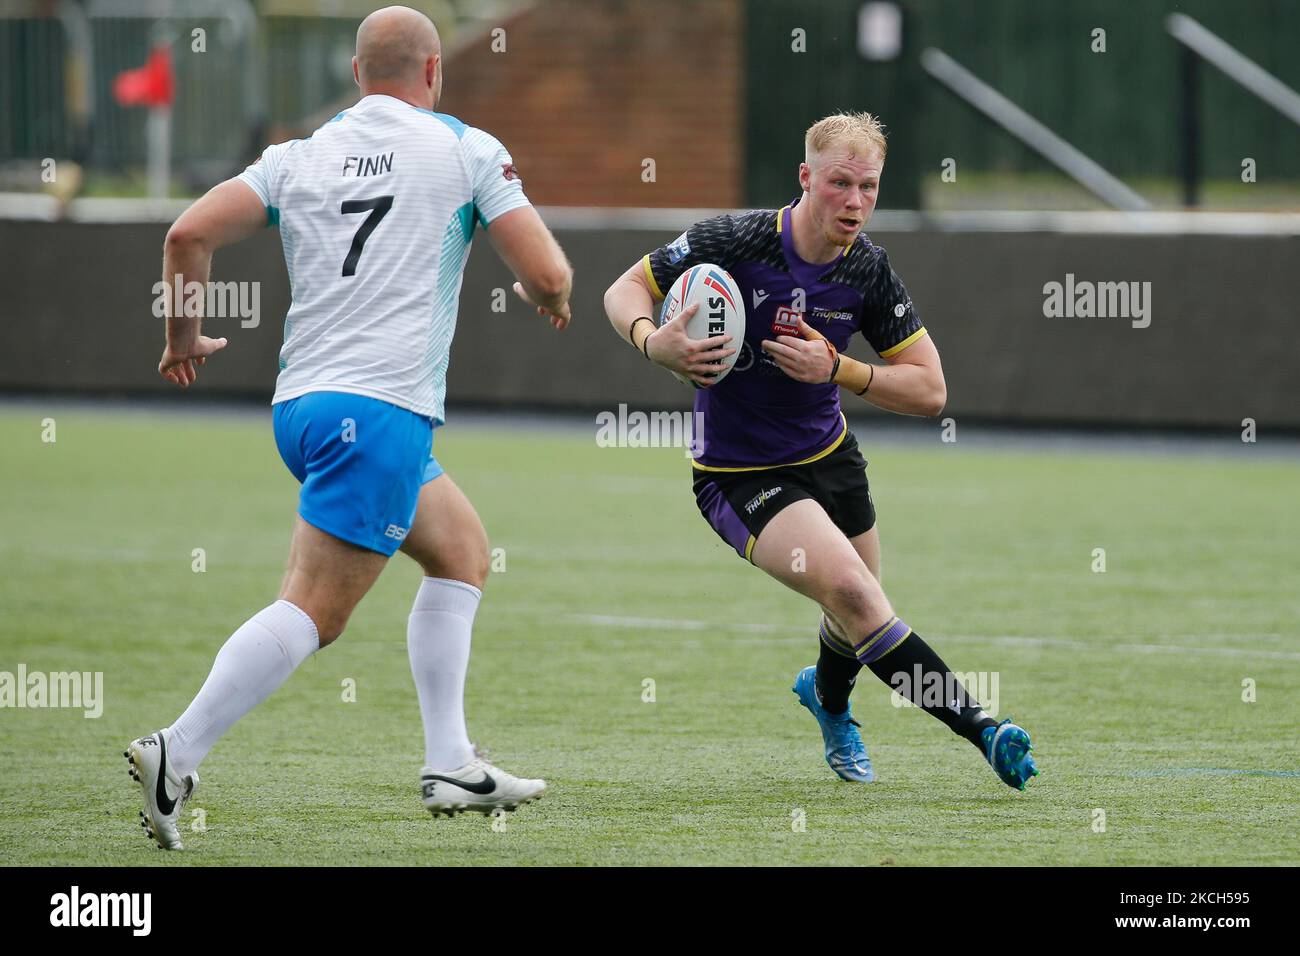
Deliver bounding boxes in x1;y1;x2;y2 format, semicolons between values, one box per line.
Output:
981;718;1039;791
791;665;874;782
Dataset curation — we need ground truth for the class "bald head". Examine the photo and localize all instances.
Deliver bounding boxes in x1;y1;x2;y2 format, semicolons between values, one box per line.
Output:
354;6;441;104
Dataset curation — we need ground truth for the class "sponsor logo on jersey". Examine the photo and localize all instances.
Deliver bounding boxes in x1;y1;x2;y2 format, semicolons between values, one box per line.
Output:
745;486;783;515
665;231;691;264
752;289;769;308
772;306;801;336
384;524;409;541
501;162;520;181
812;306;855;323
894;301;908;318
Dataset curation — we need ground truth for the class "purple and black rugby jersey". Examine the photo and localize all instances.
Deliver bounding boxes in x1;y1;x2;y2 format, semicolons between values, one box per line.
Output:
643;196;928;471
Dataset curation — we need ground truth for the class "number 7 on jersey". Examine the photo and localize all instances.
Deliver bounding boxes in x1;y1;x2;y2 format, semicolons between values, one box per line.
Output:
340;195;393;276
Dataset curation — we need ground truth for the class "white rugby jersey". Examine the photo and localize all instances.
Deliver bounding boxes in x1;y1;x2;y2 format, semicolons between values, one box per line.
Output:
237;93;530;423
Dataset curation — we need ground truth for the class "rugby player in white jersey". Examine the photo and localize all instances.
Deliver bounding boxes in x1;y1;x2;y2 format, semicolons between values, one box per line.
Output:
125;6;571;848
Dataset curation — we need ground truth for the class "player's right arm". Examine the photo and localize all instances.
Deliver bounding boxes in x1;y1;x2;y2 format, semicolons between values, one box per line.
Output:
463;127;572;330
157;177;268;387
603;218;736;386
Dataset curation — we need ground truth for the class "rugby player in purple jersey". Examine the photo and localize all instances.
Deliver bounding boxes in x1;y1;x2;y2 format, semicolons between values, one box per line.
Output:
603;113;1038;789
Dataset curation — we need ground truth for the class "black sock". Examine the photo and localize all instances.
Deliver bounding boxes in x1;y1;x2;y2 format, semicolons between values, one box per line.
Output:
863;630;996;750
815;637;862;716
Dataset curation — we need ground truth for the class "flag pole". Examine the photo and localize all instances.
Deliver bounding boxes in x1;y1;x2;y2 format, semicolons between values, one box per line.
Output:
146;103;171;199
146;17;175;200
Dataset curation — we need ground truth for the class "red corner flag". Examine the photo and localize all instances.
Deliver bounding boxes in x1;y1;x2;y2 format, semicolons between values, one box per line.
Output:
113;46;175;108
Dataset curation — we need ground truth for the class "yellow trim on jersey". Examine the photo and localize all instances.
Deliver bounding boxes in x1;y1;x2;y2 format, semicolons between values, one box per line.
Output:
878;326;928;359
641;254;664;300
743;534;757;563
691;414;848;473
776;204;848;258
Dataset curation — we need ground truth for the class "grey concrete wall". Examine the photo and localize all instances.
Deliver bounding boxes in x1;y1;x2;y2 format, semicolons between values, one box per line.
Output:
1;218;1296;428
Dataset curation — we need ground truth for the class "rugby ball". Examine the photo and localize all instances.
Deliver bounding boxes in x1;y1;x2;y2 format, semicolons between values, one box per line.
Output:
659;263;746;388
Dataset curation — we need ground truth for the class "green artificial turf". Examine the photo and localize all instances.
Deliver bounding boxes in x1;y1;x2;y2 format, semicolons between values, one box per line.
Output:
1;406;1296;865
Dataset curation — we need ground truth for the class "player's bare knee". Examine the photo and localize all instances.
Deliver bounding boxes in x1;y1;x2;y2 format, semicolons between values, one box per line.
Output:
452;526;490;589
463;551;489;591
313;611;350;647
820;577;863;623
472;534;491;588
414;544;488;590
823;572;888;635
422;565;487;591
283;598;349;647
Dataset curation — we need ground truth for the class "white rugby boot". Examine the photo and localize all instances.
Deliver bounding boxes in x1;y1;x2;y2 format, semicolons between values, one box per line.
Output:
124;729;198;850
420;747;546;817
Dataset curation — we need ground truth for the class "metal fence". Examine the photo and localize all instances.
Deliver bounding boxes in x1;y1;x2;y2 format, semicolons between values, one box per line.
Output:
0;1;90;163
0;0;485;188
745;0;1300;207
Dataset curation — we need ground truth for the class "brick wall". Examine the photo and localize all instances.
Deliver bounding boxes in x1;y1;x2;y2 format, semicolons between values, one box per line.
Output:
437;0;744;207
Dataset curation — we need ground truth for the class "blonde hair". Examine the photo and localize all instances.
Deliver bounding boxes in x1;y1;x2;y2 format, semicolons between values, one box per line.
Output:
804;112;888;166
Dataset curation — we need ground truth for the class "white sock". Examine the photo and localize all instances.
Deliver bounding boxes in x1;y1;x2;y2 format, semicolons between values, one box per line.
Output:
167;600;320;776
407;577;479;771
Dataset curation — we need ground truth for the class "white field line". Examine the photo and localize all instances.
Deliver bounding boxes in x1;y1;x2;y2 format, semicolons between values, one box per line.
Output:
566;614;1300;660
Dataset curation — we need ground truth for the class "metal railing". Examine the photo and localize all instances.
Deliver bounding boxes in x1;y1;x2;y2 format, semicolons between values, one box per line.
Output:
0;0;94;164
920;47;1150;212
1167;13;1300;206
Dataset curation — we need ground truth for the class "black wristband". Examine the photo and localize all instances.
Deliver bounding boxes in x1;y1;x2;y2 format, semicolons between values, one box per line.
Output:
828;353;841;385
856;364;875;395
